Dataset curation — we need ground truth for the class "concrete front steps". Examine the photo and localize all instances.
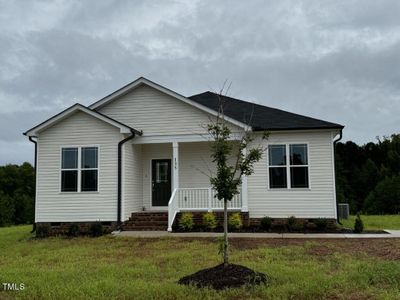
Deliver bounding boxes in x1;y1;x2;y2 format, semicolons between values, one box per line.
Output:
122;212;168;231
123;211;250;231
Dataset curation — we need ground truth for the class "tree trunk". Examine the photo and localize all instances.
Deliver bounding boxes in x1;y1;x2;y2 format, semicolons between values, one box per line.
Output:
223;198;229;266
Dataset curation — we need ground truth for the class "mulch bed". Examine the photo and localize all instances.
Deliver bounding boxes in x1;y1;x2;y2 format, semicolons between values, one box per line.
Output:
172;225;387;234
178;263;268;290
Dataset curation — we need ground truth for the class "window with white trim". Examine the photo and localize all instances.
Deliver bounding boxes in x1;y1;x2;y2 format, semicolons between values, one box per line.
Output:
61;147;98;192
268;144;309;189
61;148;78;192
289;144;309;188
268;145;287;188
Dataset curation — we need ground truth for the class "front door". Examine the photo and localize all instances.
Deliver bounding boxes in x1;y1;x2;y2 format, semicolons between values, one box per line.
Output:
152;159;172;206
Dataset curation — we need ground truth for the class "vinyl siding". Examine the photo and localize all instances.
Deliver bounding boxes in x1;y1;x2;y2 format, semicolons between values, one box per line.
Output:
141;143;172;209
36;111;123;222
123;144;143;220
179;142;239;188
247;130;336;218
96;84;240;136
179;142;215;188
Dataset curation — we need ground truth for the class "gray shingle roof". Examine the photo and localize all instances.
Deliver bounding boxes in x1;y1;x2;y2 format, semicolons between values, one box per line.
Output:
189;91;344;131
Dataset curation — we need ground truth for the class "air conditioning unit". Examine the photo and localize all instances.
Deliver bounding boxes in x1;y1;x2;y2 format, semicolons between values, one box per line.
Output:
338;203;349;219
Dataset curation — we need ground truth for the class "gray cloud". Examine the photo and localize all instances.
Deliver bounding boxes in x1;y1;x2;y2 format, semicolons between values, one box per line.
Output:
0;0;399;164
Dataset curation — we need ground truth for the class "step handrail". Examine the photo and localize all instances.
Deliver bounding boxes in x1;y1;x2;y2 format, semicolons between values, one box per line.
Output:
167;188;178;232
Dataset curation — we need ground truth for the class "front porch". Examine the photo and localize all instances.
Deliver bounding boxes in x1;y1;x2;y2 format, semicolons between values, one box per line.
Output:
123;137;248;231
167;187;243;231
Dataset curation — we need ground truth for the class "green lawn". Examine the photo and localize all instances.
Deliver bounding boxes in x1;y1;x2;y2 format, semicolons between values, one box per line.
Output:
0;226;399;299
340;215;400;230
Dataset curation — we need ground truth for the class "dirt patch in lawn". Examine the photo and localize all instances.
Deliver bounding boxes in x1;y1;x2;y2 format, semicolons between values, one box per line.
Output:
228;238;400;261
326;291;375;300
178;263;268;290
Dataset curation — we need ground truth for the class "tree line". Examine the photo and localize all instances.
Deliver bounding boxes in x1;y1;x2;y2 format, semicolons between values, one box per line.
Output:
335;133;400;214
0;163;35;226
0;134;399;227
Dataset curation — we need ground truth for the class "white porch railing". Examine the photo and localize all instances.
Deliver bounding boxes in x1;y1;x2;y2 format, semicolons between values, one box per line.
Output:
167;187;242;231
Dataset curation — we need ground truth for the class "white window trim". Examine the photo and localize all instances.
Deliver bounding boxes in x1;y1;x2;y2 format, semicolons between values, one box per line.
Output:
267;142;311;190
59;145;100;193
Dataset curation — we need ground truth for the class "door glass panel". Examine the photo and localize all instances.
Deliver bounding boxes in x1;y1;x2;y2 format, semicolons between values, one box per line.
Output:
156;162;169;183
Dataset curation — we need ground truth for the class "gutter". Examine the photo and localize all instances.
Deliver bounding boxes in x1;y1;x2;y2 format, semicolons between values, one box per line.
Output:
117;129;141;229
333;129;343;225
28;136;37;233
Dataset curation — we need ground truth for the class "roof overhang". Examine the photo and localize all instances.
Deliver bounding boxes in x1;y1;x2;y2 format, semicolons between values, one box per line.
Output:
89;77;251;131
24;103;141;137
253;125;344;132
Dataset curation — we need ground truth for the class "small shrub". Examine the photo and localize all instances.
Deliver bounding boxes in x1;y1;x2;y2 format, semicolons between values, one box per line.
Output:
89;222;104;237
292;222;304;232
228;213;243;231
306;222;317;230
179;213;194;231
36;224;50;238
202;212;217;230
287;216;297;231
260;216;272;231
313;218;328;231
67;223;80;237
354;213;364;233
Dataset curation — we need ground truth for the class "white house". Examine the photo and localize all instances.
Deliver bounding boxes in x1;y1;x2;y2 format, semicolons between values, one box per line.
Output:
24;77;344;232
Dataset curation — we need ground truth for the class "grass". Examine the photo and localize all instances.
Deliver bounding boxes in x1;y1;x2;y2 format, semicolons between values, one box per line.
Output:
341;215;400;230
0;226;399;299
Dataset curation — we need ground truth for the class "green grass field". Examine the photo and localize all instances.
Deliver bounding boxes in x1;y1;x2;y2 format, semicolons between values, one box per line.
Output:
0;225;399;300
340;215;400;230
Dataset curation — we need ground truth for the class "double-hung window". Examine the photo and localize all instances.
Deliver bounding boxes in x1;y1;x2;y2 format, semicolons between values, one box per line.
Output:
289;144;309;188
61;148;79;192
268;145;287;188
268;144;309;189
61;146;98;192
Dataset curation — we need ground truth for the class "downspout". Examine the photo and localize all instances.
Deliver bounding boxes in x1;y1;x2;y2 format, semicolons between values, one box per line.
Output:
333;129;343;225
117;130;137;229
28;136;37;233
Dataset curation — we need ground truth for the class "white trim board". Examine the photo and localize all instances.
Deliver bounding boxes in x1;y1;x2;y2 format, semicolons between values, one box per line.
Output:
131;133;244;144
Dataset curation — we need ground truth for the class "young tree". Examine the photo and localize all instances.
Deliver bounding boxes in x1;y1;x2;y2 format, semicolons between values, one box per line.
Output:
207;91;267;266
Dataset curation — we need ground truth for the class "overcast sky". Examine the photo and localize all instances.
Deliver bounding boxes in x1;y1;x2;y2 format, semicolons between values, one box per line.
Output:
1;0;400;164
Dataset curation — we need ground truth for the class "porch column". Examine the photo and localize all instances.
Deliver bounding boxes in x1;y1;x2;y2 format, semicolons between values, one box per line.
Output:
241;147;249;212
172;142;179;191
